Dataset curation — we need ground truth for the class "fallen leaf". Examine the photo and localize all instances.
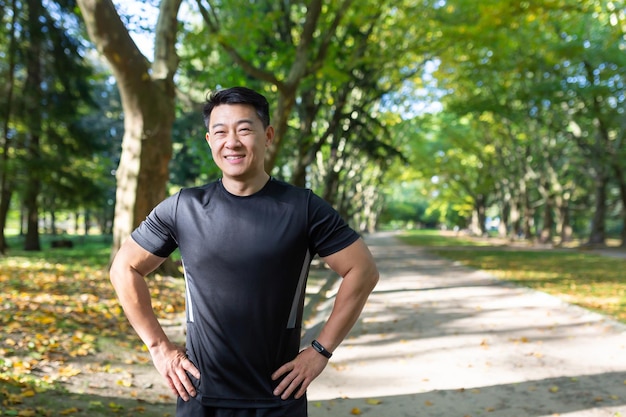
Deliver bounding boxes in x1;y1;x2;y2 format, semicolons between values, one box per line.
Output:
58;365;81;377
108;402;124;412
365;398;382;405
549;386;559;393
116;379;133;387
21;389;36;397
350;407;362;415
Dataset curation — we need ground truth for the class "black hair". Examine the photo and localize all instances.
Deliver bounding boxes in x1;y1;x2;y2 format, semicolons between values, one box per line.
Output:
203;87;271;130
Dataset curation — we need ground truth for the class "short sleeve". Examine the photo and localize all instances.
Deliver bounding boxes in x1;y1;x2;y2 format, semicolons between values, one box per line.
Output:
308;192;360;257
131;192;180;257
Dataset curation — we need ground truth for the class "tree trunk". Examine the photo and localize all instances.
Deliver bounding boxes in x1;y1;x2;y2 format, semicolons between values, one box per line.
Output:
0;185;11;253
612;163;626;247
50;211;57;235
265;92;298;175
0;0;19;254
498;198;510;238
23;0;43;251
23;177;41;251
77;0;182;274
539;190;554;245
587;174;608;246
522;183;533;240
469;194;488;236
558;204;573;245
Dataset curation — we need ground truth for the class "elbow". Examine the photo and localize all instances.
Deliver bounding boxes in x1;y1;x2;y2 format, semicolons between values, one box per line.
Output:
365;264;380;293
109;255;125;290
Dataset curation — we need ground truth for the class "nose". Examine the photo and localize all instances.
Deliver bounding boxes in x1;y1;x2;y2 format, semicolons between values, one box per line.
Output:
225;132;241;148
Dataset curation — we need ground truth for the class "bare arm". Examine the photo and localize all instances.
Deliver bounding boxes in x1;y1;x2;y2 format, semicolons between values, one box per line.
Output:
272;237;379;399
110;237;200;401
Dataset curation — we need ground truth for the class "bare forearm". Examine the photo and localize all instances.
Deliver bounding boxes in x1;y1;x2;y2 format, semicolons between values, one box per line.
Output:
316;265;379;352
110;269;171;350
109;238;171;351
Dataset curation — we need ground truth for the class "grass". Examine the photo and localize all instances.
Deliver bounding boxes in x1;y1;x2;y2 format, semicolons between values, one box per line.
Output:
398;229;626;324
397;229;501;247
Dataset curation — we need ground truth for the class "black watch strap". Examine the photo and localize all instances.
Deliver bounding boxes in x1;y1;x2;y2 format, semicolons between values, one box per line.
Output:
311;339;333;359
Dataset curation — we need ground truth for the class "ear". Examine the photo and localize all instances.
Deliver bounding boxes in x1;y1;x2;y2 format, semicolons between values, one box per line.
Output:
265;126;275;148
205;132;212;149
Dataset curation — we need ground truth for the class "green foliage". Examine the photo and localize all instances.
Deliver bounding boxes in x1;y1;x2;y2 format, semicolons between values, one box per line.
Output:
2;0;625;248
378;180;441;228
387;0;626;241
1;0;119;244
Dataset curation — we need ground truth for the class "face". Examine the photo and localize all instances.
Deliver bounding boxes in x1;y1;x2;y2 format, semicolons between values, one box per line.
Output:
206;104;274;186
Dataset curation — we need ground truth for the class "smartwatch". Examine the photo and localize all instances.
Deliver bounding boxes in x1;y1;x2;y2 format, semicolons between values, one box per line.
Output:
311;339;333;359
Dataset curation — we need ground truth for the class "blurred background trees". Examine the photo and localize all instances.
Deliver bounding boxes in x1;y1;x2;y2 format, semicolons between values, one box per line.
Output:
1;0;624;256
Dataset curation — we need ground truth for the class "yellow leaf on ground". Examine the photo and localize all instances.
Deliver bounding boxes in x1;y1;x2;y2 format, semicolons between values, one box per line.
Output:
58;365;81;377
8;393;24;404
21;389;36;397
549;386;559;393
425;400;434;406
18;409;37;417
116;379;132;387
60;408;79;415
350;407;362;415
109;402;124;411
365;398;382;405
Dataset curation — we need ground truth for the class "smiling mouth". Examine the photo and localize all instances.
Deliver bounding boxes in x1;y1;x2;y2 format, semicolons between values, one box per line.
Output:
225;155;244;160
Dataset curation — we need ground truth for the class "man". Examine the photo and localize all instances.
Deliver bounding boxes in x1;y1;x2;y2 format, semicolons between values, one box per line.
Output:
109;86;379;417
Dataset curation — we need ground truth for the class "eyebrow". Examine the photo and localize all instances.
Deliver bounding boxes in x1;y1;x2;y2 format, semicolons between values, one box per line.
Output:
211;118;255;131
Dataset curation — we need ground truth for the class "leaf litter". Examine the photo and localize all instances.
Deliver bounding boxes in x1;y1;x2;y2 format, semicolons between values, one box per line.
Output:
1;255;186;416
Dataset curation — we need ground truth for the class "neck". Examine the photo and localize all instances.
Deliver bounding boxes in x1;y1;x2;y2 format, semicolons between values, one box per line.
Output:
221;174;270;196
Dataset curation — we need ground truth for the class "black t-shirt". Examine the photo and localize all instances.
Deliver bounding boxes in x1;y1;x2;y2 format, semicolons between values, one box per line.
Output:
131;178;360;407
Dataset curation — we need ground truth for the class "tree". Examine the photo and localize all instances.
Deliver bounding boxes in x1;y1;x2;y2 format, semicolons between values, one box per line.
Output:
0;0;19;253
0;0;96;251
77;0;183;266
422;0;625;245
194;0;353;175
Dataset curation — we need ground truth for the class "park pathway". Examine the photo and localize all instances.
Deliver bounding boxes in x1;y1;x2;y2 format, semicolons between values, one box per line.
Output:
306;231;626;417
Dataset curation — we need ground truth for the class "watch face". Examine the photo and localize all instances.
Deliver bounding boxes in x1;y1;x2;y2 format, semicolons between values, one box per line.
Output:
312;340;331;358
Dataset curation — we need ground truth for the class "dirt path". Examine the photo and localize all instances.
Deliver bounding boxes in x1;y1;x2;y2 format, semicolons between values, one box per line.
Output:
307;231;626;416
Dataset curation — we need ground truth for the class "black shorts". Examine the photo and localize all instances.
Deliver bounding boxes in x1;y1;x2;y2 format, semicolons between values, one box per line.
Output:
176;396;308;417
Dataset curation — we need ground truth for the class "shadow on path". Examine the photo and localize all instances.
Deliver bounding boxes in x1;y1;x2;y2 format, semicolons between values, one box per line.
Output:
307;232;626;417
